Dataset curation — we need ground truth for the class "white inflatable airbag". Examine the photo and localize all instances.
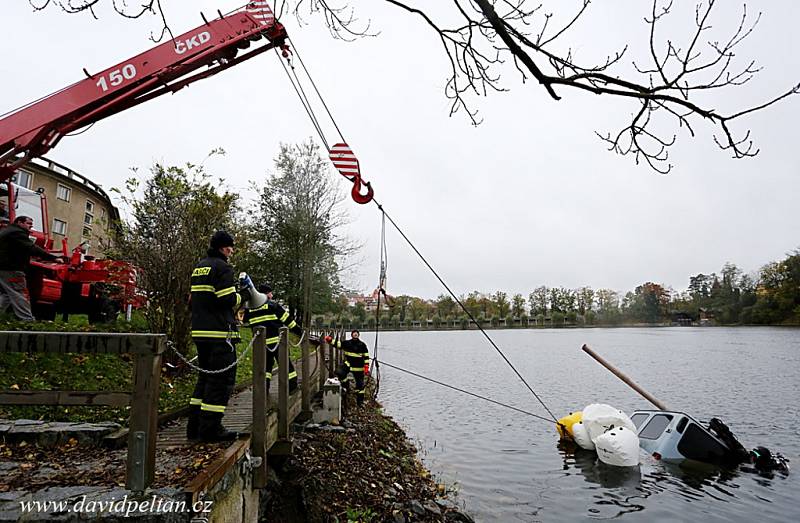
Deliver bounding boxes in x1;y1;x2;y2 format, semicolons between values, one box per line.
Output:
581;403;636;443
594;426;640;467
571;421;595;451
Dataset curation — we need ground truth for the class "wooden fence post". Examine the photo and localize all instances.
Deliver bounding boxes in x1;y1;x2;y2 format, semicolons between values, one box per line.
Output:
301;336;311;416
126;336;164;492
326;331;334;377
251;327;268;488
277;328;289;440
319;337;327;390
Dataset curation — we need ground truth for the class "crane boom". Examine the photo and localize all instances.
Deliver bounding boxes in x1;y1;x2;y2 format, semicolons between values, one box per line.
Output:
0;3;287;181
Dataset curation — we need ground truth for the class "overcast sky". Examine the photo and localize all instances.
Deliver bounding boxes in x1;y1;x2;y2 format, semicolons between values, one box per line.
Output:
2;1;798;300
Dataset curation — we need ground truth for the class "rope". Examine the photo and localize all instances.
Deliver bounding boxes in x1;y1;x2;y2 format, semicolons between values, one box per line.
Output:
371;199;560;423
369;210;388;400
166;330;260;374
378;360;558;426
274;48;330;151
288;37;346;144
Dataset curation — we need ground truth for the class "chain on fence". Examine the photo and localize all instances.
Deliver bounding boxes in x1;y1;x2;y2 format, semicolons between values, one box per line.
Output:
165;330;261;375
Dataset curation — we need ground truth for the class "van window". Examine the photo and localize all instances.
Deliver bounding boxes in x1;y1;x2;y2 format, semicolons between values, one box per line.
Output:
639;414;673;440
631;413;649;429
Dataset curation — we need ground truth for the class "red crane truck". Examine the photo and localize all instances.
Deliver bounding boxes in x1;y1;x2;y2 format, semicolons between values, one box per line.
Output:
0;2;288;321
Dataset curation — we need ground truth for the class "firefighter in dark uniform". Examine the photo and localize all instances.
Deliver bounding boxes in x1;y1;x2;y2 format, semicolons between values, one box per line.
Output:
186;231;251;442
243;284;302;394
335;330;370;407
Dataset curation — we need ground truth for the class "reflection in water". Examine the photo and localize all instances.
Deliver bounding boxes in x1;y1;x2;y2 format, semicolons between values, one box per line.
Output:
558;441;647;517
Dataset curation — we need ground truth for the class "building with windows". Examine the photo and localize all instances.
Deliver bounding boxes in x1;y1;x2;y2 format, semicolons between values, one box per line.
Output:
11;157;119;254
347;287;393;312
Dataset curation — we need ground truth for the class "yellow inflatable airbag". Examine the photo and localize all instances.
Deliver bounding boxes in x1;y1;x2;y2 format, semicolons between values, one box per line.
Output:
556;411;583;440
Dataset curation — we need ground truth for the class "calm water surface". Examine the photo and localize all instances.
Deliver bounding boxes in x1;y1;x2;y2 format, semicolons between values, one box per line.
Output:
364;327;800;522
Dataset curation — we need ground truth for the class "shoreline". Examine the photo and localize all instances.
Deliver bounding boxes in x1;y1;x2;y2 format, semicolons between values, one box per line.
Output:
260;391;473;523
321;322;800;333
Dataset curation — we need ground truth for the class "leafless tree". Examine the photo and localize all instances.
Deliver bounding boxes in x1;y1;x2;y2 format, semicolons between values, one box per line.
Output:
28;0;173;41
30;0;799;173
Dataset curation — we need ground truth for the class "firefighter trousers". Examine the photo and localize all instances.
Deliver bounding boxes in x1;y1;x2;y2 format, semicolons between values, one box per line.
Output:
338;356;366;406
0;270;34;321
188;339;237;438
265;343;298;393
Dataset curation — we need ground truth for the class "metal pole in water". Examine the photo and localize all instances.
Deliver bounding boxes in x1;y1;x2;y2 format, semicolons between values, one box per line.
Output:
581;344;669;411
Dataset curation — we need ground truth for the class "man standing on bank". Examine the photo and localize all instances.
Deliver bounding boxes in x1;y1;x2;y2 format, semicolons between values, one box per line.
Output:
0;215;60;321
243;283;303;395
187;230;251;442
337;330;370;407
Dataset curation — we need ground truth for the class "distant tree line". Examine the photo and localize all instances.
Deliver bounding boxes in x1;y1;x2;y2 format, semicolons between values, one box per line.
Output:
320;253;800;329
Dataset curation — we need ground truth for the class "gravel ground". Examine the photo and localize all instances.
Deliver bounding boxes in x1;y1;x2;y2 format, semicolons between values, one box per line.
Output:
0;438;226;492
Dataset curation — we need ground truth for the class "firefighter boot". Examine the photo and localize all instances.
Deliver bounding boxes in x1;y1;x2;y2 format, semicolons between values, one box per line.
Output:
197;412;237;442
186;403;200;440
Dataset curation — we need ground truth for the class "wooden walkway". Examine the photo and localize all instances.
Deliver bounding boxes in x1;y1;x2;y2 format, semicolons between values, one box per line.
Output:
157;356;318;447
156;387;301;448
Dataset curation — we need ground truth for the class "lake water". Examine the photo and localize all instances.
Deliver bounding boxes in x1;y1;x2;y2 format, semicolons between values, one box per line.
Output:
366;327;800;522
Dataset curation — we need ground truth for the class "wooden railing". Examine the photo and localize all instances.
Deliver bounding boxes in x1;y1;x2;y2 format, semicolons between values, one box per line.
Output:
249;327;345;488
0;331;165;492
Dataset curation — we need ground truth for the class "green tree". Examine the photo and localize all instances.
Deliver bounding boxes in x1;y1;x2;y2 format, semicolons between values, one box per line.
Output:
464;291;483;319
390;295;411;322
494;291;510;319
528;286;548;316
243;139;356;324
409;297;430;321
511;293;526;318
595;288;620;324
576;287;595;315
435;294;457;319
113;155;238;355
628;282;670;323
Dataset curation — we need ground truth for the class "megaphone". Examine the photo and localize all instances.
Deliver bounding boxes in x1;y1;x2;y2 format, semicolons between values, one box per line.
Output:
239;272;267;309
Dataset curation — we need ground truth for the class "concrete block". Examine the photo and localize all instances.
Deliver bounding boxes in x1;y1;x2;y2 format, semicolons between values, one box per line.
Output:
312;379;341;424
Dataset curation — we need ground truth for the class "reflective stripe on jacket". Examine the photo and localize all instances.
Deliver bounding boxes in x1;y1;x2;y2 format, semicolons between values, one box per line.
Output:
243;300;302;349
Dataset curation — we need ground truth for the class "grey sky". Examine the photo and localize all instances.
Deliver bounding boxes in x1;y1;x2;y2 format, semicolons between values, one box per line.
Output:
2;1;798;300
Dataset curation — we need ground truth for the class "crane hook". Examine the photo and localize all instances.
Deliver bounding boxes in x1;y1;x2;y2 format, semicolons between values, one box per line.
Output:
351;178;374;205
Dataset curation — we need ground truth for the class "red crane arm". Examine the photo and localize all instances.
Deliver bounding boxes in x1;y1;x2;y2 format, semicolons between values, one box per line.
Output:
0;3;287;182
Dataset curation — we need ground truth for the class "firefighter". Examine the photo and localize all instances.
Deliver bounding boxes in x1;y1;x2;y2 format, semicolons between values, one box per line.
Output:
335;330;370;407
186;230;251;442
243;284;302;394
